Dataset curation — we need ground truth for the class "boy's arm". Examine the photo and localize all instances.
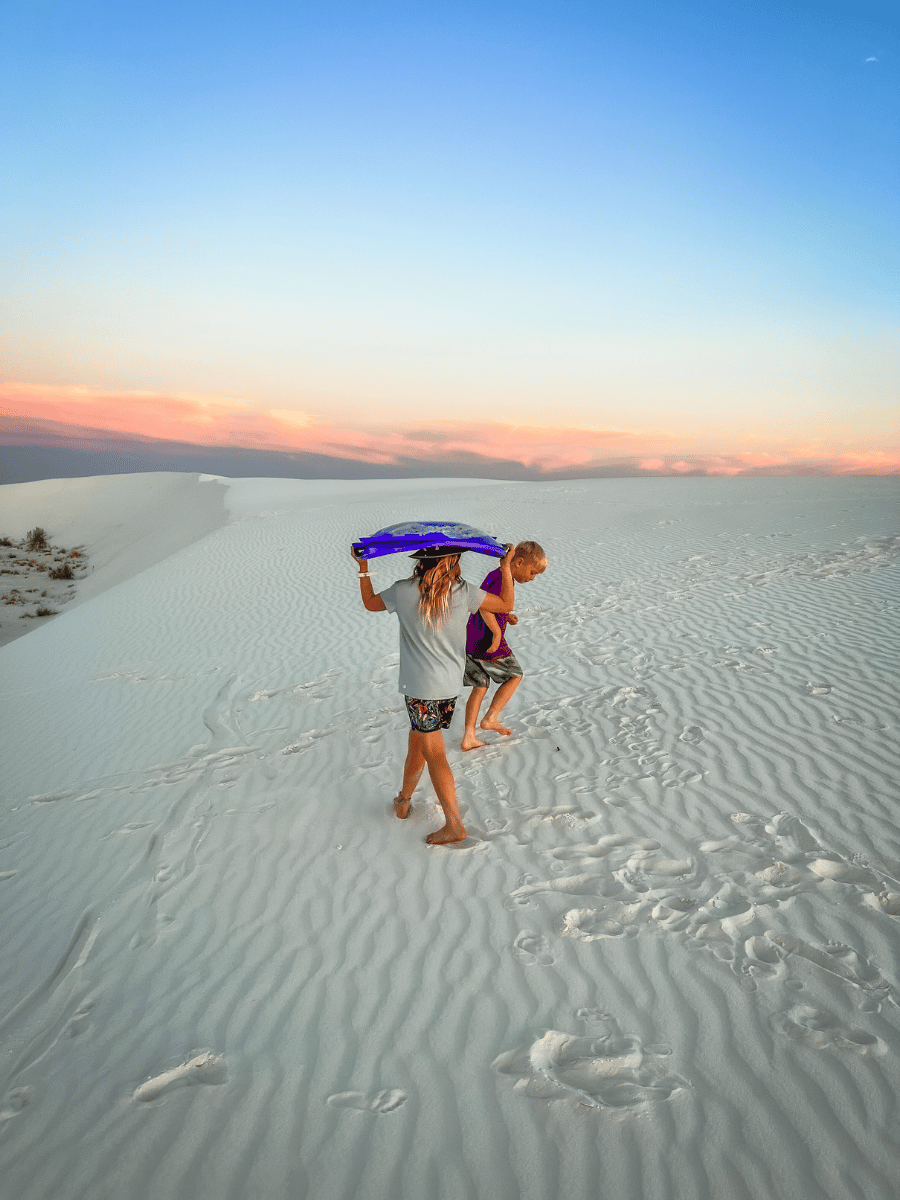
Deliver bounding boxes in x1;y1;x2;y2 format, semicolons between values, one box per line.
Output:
479;544;515;613
482;610;502;651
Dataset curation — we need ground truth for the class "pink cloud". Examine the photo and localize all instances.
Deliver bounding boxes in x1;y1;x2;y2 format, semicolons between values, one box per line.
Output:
835;451;900;473
2;381;898;477
0;381;663;472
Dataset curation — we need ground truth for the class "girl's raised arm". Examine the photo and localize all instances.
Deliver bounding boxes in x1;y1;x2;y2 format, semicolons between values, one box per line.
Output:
352;548;387;612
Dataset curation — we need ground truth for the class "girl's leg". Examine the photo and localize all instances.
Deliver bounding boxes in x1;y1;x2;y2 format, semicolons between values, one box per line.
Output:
481;676;522;736
396;730;427;817
462;686;489;751
416;730;466;844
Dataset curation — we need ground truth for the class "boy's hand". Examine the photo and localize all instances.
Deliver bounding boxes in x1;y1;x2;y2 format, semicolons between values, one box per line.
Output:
507;613;518;625
501;543;514;566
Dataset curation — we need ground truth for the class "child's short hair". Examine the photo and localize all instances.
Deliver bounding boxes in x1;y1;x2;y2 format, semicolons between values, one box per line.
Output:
513;540;547;568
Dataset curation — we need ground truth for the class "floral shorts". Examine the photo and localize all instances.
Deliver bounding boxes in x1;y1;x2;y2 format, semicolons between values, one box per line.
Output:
404;696;457;732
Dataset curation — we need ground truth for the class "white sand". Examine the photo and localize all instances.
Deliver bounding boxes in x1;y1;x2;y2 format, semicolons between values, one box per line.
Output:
0;472;898;1200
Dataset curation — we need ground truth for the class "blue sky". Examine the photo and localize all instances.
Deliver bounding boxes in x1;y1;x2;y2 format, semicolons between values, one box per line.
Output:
1;0;897;474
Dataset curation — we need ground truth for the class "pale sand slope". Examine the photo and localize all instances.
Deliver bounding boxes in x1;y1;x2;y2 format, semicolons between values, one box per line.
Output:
0;472;485;647
0;472;231;605
0;474;898;1200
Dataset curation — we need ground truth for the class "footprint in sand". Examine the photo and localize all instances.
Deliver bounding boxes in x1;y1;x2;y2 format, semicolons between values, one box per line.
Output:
870;891;900;916
327;1089;408;1114
662;770;703;788
493;1023;687;1111
679;725;704;744
103;822;153;840
551;835;661;864
0;1088;31;1122
505;876;539;909
282;728;336;755
763;932;892;1009
564;907;641;940
773;1005;881;1054
133;1052;227;1102
512;930;555;965
765;812;824;860
805;682;833;697
29;791;74;805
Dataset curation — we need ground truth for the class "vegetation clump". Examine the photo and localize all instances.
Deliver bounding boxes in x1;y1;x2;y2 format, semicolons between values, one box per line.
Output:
0;530;88;642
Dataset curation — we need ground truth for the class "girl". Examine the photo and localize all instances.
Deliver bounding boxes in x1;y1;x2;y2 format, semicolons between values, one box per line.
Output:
354;542;514;844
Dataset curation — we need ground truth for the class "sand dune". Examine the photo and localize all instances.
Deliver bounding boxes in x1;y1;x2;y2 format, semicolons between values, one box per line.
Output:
0;474;898;1200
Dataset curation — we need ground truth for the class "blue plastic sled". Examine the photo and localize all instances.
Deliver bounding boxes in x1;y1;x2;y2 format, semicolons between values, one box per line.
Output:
352;520;506;561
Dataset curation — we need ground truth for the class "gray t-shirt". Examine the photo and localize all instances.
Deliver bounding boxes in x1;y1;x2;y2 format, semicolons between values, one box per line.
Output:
379;577;487;700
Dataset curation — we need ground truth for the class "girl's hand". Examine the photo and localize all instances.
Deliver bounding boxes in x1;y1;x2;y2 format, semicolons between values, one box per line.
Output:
351;546;368;570
507;613;518;625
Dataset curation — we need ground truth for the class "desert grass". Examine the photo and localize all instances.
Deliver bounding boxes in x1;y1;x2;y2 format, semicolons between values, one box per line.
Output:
0;530;88;637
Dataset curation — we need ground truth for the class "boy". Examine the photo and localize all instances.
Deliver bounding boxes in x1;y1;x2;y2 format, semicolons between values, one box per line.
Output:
461;541;547;750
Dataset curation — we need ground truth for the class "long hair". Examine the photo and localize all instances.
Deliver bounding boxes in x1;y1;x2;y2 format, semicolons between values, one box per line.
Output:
413;554;462;628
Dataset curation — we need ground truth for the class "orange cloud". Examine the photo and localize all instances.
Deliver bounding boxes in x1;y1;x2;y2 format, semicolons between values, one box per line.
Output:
835;451;900;473
2;381;898;477
0;382;343;460
0;381;665;472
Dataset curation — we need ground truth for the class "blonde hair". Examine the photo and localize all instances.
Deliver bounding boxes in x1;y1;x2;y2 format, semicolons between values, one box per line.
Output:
514;540;547;568
414;554;462;628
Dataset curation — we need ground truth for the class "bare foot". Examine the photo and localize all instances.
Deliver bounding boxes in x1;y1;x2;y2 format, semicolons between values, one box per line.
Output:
394;793;412;819
480;716;512;736
461;733;486;751
425;824;467;845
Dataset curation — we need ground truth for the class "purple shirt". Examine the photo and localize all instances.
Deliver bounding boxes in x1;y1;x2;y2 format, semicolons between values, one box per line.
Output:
466;568;510;660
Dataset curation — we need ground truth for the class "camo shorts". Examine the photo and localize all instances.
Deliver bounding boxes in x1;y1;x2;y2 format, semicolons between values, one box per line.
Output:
463;653;524;690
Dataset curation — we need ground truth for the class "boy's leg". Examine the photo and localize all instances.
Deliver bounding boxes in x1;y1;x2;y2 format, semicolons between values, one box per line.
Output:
462;686;489;751
480;676;522;736
397;730;427;817
417;731;466;844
